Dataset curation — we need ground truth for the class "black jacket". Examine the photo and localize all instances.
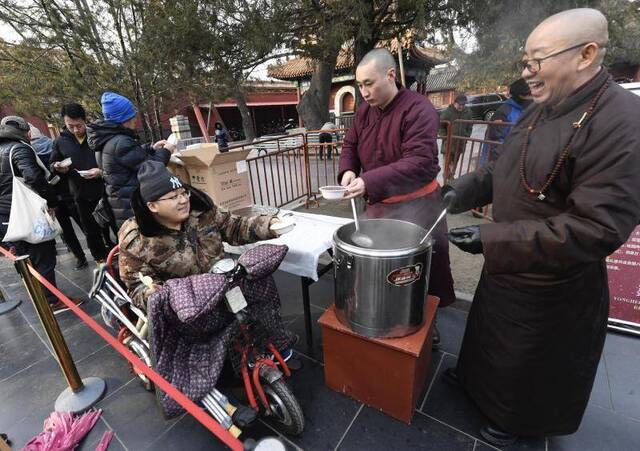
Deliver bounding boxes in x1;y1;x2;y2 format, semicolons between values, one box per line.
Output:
50;128;104;201
0;126;57;215
87;120;170;229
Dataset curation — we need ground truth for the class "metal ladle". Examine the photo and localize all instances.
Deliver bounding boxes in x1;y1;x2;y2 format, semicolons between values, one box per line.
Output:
350;198;374;248
419;208;448;245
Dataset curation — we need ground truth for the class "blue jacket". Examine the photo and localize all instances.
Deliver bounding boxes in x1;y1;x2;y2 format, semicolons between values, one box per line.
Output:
489;98;526;143
30;136;53;166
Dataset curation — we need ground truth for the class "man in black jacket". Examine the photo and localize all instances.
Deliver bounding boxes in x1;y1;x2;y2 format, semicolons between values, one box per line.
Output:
0;116;82;313
30;122;88;270
51;103;112;265
87;92;173;229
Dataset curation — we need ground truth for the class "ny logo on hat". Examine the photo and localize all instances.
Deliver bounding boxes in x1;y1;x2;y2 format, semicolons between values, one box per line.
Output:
169;176;182;189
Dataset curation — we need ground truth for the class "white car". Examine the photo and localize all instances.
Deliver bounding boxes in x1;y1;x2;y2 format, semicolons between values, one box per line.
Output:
621;82;640;96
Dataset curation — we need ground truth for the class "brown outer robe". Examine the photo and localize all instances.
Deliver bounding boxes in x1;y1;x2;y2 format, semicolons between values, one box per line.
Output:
449;70;640;435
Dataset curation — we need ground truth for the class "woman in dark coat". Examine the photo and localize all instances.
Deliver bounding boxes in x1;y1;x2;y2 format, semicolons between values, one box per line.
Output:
87;92;172;229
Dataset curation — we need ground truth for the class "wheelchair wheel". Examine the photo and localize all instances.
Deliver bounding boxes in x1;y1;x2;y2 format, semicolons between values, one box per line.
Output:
262;378;304;436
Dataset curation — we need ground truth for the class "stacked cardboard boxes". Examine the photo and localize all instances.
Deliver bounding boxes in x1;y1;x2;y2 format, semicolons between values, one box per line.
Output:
169;115;192;140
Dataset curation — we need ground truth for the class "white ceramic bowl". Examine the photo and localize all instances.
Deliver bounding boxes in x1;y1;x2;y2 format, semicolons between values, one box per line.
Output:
319;185;347;200
270;218;296;235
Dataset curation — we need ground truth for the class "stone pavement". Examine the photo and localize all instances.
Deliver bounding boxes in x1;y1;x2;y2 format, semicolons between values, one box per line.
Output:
1;245;638;450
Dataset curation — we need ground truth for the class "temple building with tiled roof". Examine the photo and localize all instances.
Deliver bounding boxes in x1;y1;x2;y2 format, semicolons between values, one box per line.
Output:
268;42;447;124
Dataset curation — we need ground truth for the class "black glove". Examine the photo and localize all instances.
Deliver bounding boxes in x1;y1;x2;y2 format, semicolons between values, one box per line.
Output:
441;187;458;212
448;225;483;254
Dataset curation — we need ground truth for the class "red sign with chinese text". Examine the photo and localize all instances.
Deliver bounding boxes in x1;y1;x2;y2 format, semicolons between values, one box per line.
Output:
606;226;640;326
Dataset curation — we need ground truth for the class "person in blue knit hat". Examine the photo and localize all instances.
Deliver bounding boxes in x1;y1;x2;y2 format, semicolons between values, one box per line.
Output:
87;92;175;230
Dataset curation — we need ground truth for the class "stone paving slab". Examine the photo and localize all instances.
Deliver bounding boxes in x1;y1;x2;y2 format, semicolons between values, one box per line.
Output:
1;196;639;450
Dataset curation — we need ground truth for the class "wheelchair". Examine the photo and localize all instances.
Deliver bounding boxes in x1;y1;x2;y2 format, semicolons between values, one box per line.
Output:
89;245;305;437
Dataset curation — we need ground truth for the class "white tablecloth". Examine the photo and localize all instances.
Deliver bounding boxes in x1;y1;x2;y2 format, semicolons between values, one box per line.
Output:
224;210;351;281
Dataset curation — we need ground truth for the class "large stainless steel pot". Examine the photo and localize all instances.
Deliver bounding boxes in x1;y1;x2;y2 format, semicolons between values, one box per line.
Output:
333;219;433;338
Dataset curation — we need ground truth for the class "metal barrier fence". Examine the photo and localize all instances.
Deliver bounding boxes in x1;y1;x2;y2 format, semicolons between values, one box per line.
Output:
441;119;514;182
304;128;347;203
223;129;351;209
176;119;511;212
440;119;514;220
230;125;454;210
227;133;309;208
336;113;355;129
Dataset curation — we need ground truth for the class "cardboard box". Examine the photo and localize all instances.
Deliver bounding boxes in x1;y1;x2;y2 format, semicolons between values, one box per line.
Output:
178;143;252;210
170;115;192;140
167;159;190;185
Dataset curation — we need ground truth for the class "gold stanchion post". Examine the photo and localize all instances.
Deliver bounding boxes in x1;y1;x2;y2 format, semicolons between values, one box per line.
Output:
14;255;105;412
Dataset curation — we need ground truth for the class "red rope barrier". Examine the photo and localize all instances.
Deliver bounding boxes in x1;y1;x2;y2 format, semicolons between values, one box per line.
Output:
1;244;19;262
0;245;243;451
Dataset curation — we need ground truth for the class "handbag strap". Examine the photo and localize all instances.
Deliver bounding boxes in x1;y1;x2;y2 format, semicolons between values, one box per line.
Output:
8;145;18;179
8;142;53;180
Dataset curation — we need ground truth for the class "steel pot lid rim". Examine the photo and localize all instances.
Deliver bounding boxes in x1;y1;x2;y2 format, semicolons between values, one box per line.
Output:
333;218;434;257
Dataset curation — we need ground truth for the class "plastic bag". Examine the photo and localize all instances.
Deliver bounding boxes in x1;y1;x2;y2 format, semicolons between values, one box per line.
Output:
2;146;61;244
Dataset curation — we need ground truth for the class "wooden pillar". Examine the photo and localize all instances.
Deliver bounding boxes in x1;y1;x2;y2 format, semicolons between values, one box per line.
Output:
251;107;257;135
397;38;406;87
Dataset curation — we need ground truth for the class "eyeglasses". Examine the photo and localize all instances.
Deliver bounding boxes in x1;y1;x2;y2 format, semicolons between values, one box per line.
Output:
156;190;190;202
520;42;592;74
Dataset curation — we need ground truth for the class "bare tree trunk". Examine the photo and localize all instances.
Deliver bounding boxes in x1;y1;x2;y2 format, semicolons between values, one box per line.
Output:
233;86;255;141
152;95;164;138
38;0;85;78
353;0;379;108
107;3;154;140
139;110;156;141
74;0;109;64
296;44;340;130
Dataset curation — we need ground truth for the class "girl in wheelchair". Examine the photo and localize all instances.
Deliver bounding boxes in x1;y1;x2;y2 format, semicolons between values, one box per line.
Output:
93;161;303;436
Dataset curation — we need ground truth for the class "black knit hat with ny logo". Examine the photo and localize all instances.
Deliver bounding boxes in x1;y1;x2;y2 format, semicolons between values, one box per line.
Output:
137;161;184;202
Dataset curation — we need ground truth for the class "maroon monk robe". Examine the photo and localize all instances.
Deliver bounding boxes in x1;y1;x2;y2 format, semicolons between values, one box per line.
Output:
450;70;640;435
338;87;455;307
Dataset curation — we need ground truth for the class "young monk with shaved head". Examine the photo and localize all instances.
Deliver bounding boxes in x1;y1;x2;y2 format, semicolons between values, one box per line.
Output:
443;9;640;445
338;48;455;345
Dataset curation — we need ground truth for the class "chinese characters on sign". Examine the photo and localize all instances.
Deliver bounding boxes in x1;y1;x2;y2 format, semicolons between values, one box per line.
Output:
606;226;640;326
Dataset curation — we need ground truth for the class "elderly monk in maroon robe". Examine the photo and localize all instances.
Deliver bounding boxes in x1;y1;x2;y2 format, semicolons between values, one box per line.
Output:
338;49;456;337
442;8;640;446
